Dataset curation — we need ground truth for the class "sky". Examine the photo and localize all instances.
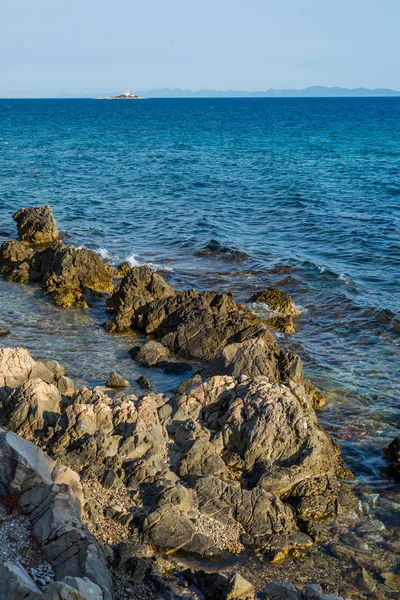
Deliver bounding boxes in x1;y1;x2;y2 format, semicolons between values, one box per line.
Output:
1;0;400;97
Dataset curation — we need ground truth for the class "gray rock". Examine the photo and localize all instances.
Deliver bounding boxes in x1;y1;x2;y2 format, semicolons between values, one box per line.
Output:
131;340;170;367
0;560;41;599
265;581;301;600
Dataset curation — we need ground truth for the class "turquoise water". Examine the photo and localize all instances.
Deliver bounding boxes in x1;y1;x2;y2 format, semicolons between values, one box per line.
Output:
0;98;399;493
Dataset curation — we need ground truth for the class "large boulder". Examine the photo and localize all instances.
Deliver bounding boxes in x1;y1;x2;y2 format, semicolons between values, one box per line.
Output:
0;347;54;392
105;265;175;332
13;205;59;245
170;376;347;519
4;378;62;440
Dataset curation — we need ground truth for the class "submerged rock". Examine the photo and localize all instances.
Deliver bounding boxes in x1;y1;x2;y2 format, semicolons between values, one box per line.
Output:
194;239;248;263
13;205;59;245
385;436;400;479
248;287;300;316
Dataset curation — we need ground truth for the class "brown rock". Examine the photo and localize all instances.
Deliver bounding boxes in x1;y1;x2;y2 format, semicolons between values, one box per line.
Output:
13;205;59;245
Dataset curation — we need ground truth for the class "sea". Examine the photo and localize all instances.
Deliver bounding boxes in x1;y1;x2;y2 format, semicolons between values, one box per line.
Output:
0;97;399;587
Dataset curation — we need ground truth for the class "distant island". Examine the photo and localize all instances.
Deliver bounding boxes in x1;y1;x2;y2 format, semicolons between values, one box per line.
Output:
97;90;145;100
135;86;400;98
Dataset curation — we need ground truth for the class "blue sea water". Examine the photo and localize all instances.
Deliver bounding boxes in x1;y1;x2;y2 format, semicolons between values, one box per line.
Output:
0;97;399;496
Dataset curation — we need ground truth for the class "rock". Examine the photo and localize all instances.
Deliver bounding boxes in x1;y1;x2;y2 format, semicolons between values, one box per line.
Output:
55;375;75;396
248;287;300;316
105;265;175;332
0;231;115;307
266;314;295;334
265;581;301;600
0;560;41;599
0;327;10;337
305;583;323;600
0;429;112;599
32;241;115;307
105;371;129;388
227;573;255;600
136;375;151;389
0;239;28;265
134;289;274;362
194;239;248;263
4;378;62;439
0;347;54;391
384;436;400;479
172;376;344;510
194;476;310;556
130;340;170;367
184;570;254;600
143;506;196;551
13;205;59;245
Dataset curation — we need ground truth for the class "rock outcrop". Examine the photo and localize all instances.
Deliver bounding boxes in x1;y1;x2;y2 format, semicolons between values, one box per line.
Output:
0;347;350;566
13;205;59;245
0;240;115;307
0;428;112;599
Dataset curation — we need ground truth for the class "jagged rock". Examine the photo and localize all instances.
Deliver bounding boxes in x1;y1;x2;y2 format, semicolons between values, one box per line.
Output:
131;340;170;367
0;429;111;599
227;573;255;600
135;289;273;362
170;376;345;519
33;241;115;307
266;314;295;334
105;371;129;388
194;476;310;556
13;205;59;245
0;235;115;308
105;265;175;332
0;239;28;265
38;577;103;599
4;378;62;439
248;287;300;316
385;436;400;479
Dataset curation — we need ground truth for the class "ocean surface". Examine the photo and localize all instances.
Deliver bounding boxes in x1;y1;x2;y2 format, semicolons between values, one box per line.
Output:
0;98;399;504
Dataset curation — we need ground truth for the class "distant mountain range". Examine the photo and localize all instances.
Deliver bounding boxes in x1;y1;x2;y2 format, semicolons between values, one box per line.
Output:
135;86;400;98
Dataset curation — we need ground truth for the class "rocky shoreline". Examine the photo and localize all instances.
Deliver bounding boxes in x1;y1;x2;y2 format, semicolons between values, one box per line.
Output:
0;206;398;600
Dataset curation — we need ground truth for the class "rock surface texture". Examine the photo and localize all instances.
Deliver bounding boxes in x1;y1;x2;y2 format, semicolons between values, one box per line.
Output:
13;205;59;245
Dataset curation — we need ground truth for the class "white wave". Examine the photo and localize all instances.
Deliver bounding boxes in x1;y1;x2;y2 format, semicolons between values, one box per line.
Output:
97;247;112;261
318;266;327;274
125;252;174;273
338;273;350;285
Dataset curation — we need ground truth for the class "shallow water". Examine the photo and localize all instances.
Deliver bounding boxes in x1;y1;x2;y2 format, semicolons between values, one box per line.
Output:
0;98;399;593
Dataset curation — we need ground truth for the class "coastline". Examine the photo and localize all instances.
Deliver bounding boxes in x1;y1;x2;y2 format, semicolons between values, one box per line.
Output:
0;205;399;599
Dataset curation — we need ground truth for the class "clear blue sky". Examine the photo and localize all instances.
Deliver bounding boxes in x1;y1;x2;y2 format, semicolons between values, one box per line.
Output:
1;0;399;97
